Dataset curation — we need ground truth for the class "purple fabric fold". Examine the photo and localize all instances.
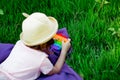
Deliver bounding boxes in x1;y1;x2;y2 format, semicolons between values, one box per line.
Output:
0;43;14;63
0;28;82;80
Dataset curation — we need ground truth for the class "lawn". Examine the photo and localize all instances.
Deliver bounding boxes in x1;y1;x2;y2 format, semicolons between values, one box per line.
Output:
0;0;120;80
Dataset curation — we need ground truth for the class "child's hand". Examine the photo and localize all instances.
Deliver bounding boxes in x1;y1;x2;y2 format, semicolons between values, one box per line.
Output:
61;39;71;54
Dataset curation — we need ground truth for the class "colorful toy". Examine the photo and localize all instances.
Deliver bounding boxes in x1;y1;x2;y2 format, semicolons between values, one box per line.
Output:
53;33;68;42
52;33;68;51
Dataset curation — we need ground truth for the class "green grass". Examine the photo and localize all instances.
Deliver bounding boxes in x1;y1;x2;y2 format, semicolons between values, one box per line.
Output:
0;0;120;80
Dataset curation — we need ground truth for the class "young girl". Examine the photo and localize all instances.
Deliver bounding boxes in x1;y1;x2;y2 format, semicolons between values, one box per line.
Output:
0;12;71;80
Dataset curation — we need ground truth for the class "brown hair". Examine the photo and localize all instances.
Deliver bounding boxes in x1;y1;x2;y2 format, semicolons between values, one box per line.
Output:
29;39;54;54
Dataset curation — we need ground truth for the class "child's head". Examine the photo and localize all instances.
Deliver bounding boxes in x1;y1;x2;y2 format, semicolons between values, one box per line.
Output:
20;12;58;47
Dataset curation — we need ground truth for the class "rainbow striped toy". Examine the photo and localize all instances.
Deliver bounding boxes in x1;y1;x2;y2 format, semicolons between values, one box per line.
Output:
52;33;68;51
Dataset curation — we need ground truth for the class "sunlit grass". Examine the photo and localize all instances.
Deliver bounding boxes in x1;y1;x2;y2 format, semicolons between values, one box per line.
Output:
0;0;120;80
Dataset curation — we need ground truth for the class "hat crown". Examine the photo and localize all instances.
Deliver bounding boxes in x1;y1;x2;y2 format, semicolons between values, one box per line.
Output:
28;13;49;23
22;13;51;37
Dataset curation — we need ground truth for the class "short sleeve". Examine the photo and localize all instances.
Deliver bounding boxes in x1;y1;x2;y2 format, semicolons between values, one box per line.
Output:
40;58;53;75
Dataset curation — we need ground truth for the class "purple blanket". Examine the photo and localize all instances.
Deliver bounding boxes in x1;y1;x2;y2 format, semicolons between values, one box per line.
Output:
0;28;82;80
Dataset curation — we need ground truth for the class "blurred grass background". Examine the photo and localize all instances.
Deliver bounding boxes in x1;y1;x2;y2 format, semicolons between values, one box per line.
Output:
0;0;120;80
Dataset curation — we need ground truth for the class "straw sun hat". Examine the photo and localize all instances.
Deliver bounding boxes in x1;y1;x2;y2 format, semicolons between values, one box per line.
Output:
20;12;58;46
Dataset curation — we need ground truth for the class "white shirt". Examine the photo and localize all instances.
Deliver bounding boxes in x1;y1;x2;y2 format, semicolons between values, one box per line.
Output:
0;40;53;80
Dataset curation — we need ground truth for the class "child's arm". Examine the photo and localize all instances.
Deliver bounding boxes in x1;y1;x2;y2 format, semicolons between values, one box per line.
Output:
47;39;71;75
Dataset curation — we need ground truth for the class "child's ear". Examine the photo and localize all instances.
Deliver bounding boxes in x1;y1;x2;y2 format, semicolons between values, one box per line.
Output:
22;12;29;18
